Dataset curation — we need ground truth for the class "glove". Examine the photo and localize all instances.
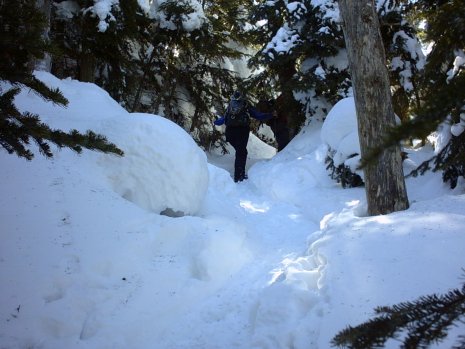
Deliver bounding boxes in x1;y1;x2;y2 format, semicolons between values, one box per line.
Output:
214;116;225;126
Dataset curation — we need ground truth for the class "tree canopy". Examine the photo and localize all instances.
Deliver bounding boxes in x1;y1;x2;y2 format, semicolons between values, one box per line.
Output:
1;0;463;188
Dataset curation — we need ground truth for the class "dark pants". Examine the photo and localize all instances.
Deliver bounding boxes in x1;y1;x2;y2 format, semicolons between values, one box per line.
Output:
269;119;290;151
275;128;290;151
225;126;249;181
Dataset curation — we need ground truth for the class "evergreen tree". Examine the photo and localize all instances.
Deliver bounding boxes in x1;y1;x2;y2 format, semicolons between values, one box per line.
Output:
0;0;122;160
325;153;364;189
406;0;465;188
332;279;465;349
50;0;256;149
249;0;342;129
51;0;150;102
379;0;425;122
249;1;423;125
130;0;255;149
249;0;423;187
363;0;465;188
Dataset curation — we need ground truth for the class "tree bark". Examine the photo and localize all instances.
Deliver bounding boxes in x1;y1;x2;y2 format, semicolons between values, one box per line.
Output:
35;0;52;72
338;0;409;215
79;52;96;83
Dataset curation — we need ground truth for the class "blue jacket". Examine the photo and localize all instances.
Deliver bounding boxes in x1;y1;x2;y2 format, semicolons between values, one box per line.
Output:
214;107;272;126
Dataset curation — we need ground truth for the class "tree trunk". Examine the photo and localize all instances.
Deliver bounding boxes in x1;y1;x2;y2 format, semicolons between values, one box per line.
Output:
35;0;52;72
338;0;409;215
79;52;95;83
131;50;157;112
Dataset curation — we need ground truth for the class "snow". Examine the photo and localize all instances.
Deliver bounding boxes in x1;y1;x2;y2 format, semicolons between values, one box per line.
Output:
150;0;206;32
428;119;453;154
99;112;209;216
55;0;121;32
451;113;465;137
391;30;426;92
54;1;81;19
1;73;465;349
136;0;151;13
52;0;147;33
264;25;301;58
447;49;465;82
311;0;339;22
320;97;361;173
314;65;326;78
286;2;307;20
86;0;119;32
287;2;305;13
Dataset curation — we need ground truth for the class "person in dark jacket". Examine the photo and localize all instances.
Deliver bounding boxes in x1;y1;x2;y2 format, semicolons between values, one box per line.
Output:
258;96;291;152
214;91;272;182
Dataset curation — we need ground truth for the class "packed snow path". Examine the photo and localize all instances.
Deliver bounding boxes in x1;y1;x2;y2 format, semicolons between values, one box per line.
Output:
159;135;366;349
158;179;324;349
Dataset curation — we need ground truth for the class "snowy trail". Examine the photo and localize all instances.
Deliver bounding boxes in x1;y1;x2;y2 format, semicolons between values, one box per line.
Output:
230;180;366;349
175;125;367;348
155;148;364;348
156;179;323;348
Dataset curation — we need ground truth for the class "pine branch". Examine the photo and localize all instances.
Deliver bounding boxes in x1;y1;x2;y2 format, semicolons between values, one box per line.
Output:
1;88;124;160
25;77;68;107
451;335;465;349
332;282;465;349
406;159;432;178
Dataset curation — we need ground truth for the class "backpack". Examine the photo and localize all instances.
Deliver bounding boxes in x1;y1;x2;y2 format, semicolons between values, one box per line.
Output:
225;97;250;127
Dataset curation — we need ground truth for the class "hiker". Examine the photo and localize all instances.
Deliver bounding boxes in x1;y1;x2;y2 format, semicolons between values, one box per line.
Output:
257;96;291;152
214;91;272;182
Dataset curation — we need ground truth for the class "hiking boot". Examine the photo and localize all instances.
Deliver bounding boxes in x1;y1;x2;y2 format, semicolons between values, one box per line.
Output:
234;170;241;182
234;175;244;183
234;171;247;183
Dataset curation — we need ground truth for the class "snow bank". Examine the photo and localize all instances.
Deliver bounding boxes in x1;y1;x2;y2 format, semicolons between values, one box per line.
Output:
98;113;209;216
16;72;209;216
314;192;465;347
1;72;251;349
249;123;331;204
320;97;361;172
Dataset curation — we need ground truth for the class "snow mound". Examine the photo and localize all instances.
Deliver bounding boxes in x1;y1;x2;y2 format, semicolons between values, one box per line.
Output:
16;72;209;216
98;113;209;216
248;123;333;205
320;97;360;169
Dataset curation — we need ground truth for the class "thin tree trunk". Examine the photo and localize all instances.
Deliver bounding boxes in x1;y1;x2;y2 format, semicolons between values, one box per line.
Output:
79;52;95;83
338;0;409;215
35;0;52;72
131;49;157;112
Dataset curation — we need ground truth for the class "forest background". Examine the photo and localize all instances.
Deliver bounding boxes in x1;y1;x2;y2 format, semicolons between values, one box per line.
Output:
1;0;464;189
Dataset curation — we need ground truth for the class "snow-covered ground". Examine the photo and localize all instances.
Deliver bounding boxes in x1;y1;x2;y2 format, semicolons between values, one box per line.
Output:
1;72;464;349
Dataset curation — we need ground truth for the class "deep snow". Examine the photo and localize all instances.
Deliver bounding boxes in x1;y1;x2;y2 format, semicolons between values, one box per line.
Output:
1;72;464;349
